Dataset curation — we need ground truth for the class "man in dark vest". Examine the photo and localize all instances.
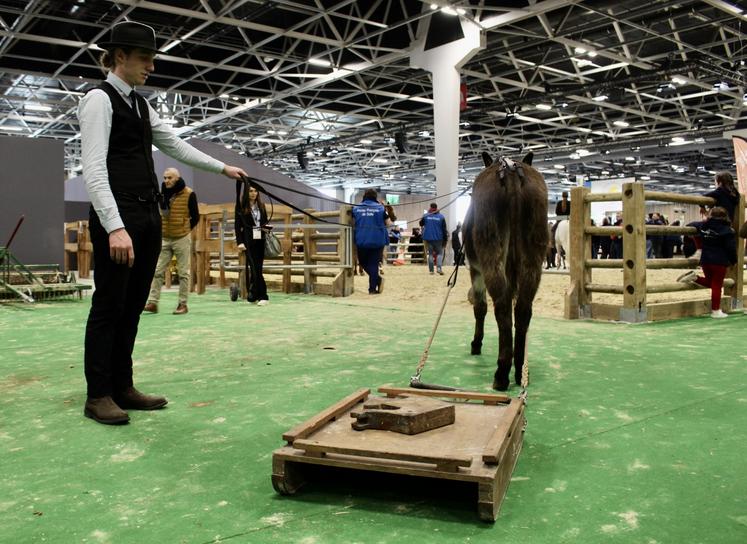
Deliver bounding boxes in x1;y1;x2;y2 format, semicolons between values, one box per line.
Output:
144;167;197;315
78;22;246;424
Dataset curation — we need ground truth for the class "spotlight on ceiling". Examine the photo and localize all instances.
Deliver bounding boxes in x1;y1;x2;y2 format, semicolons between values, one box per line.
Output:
297;151;309;170
656;83;677;96
394;131;408;153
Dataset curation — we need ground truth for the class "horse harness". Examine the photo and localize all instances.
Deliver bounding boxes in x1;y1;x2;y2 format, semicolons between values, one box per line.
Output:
494;156;528;184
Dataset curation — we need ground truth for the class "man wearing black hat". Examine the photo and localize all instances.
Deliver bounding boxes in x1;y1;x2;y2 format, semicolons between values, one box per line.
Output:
78;21;247;425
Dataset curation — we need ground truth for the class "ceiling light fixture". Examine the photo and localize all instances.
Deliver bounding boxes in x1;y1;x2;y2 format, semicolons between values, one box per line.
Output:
309;58;331;67
25;104;52;112
718;1;743;15
592;94;608;102
535;104;552;110
160;39;182;53
613;120;629;127
573;58;593;68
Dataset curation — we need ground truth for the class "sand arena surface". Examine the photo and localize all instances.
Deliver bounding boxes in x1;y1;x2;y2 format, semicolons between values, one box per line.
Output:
340;263;712;319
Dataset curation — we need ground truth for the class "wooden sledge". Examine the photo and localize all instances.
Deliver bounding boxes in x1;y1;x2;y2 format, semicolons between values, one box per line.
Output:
271;386;526;522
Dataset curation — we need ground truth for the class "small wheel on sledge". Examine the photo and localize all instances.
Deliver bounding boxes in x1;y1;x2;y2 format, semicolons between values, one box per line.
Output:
229;283;239;302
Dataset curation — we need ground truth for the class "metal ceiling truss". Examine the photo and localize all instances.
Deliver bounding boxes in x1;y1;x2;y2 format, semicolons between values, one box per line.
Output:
0;0;744;198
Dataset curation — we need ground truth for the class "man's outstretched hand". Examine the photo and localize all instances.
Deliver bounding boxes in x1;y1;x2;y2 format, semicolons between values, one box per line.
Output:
223;165;247;179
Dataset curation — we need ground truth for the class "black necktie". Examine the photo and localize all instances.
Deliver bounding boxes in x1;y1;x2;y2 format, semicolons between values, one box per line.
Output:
128;91;138;117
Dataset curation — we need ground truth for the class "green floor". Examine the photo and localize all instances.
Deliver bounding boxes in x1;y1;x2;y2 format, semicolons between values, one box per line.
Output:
1;289;746;543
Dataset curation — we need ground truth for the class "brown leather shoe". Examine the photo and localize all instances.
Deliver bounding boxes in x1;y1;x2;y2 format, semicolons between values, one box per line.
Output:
143;302;158;313
113;387;168;410
173;303;188;315
84;396;130;425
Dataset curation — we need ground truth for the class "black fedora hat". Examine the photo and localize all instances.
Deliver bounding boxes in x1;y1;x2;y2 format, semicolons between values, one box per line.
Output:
99;22;157;52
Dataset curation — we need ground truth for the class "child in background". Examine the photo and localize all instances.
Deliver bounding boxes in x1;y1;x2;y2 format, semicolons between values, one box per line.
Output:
689;171;740;260
677;206;737;318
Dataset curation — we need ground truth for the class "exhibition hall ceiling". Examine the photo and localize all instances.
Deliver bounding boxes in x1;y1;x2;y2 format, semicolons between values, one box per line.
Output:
0;0;745;197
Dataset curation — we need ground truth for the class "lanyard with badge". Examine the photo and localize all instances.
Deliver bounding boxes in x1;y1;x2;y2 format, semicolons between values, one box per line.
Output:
252;206;261;240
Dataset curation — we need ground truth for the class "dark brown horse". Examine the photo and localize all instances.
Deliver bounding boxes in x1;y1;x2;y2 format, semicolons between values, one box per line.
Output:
462;152;548;391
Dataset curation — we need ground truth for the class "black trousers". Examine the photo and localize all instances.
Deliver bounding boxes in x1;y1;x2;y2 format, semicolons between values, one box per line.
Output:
245;239;267;301
84;201;161;398
357;246;381;293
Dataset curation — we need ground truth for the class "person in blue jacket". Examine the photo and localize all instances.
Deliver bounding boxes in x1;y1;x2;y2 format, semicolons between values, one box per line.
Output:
419;203;448;275
678;206;737;318
352;189;393;294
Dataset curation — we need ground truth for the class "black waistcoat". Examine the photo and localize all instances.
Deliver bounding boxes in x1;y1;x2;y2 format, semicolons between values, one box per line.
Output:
96;81;158;198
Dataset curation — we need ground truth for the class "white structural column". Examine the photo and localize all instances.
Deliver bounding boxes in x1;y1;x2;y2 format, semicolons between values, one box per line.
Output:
410;17;484;232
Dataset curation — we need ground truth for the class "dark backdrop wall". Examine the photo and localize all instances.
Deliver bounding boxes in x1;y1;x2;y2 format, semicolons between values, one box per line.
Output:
65;139;336;218
0;136;64;265
189;139;336;212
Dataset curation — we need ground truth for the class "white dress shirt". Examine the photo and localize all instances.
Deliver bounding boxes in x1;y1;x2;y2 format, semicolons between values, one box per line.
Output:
78;72;225;233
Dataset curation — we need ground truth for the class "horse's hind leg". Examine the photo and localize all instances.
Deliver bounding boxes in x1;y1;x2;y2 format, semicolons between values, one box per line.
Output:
470;271;487;355
514;279;540;386
492;295;513;391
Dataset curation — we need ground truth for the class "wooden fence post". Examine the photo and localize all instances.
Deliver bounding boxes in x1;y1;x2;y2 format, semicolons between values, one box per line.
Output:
565;186;590;319
282;209;293;294
303;210;314;294
337;204;354;296
621;182;647;322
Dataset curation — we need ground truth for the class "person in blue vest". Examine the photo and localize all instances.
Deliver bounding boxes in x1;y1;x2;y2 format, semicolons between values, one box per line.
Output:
78;22;246;424
419;203;449;275
352;189;393;294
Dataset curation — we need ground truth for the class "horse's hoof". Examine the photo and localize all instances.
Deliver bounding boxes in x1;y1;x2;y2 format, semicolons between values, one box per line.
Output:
470;341;482;355
492;378;509;391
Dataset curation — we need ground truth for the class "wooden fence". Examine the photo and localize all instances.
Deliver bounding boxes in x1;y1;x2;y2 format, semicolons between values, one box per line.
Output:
191;203;354;297
565;183;746;322
63;220;92;278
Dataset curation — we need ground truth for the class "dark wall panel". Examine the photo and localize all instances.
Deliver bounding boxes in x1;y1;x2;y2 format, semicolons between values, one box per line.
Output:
190;139;337;211
65;201;91;223
0;136;64;265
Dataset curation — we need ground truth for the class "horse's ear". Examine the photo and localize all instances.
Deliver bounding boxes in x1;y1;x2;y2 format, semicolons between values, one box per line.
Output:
481;152;493;168
522;151;534;166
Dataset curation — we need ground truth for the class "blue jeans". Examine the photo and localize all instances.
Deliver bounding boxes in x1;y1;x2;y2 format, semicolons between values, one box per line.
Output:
426;240;444;272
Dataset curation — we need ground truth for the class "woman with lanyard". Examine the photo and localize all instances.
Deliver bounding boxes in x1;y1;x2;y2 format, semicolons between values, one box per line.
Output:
236;184;270;305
